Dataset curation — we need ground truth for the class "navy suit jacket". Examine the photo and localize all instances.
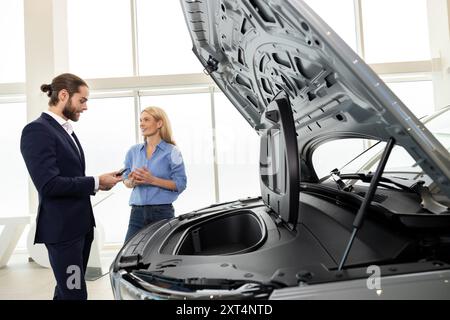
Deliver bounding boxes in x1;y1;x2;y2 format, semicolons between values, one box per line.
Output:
20;113;95;244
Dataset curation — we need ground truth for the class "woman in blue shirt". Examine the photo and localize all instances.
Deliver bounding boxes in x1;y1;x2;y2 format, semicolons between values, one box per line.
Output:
122;106;187;242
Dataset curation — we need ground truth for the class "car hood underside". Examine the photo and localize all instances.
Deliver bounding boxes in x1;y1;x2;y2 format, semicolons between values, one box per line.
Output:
180;0;450;197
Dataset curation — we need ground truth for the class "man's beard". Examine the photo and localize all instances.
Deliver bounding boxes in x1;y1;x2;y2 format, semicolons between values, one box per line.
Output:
62;99;79;122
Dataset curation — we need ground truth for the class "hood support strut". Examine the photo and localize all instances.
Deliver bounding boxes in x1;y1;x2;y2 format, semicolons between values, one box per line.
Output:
338;137;396;270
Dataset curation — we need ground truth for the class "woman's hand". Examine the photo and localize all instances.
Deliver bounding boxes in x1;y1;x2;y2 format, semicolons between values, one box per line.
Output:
128;167;177;190
131;167;155;186
123;177;136;188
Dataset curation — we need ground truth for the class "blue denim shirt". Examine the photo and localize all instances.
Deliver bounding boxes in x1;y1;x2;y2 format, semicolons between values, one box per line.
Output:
123;140;187;206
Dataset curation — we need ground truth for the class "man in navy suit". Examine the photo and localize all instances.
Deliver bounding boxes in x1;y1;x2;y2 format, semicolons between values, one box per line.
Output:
20;73;122;300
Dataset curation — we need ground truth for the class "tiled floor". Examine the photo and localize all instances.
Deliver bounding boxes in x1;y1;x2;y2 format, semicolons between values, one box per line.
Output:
0;249;119;300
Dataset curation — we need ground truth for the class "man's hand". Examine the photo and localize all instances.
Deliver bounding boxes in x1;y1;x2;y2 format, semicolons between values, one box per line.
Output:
99;172;123;191
131;167;155;186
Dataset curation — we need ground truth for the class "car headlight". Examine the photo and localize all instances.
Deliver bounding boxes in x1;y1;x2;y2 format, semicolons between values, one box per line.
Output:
110;270;152;300
119;278;156;300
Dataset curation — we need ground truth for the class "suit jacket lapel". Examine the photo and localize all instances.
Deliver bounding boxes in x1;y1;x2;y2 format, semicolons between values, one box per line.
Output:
41;113;84;166
70;131;86;171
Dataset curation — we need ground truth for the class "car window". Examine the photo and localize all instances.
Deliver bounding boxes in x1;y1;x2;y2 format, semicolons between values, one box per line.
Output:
312;138;433;193
367;145;422;174
312;108;450;181
312;138;382;178
313;138;424;177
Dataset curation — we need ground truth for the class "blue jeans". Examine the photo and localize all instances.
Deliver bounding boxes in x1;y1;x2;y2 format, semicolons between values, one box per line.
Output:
124;204;174;242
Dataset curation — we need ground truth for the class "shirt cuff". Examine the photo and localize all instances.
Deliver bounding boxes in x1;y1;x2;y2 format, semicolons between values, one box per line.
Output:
94;176;99;192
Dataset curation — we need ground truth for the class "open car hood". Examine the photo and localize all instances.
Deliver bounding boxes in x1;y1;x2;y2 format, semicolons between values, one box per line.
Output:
180;0;450;215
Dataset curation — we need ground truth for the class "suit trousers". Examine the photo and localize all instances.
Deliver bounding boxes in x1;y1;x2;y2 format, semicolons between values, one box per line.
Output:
45;229;94;300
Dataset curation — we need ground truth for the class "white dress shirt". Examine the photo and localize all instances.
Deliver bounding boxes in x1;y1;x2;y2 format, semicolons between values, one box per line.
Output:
44;111;99;192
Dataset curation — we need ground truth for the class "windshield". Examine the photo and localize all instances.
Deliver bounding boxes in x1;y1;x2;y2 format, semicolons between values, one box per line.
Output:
312;107;450;190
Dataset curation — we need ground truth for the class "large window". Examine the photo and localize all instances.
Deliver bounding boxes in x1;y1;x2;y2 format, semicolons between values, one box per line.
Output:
0;0;25;83
136;0;203;75
214;93;260;202
0;101;29;217
72;96;136;243
362;0;431;63
67;0;134;78
386;80;435;119
140;93;216;214
304;0;357;51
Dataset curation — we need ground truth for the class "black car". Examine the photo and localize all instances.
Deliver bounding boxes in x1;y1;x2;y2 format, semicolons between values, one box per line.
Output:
110;0;450;299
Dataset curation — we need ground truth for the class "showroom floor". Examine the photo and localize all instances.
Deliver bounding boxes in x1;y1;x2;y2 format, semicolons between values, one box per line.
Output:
0;248;120;300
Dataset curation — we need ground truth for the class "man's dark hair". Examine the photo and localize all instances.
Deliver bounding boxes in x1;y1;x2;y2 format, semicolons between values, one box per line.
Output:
40;73;88;106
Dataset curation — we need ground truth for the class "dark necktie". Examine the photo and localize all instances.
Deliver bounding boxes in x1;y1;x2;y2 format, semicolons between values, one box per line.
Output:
70;131;86;170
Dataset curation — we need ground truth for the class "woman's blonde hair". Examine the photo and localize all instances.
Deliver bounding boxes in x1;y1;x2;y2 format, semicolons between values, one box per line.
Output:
141;106;176;145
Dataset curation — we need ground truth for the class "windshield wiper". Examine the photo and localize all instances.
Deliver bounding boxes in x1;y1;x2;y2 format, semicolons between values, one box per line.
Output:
330;169;351;191
331;171;449;214
329;169;412;192
339;173;414;192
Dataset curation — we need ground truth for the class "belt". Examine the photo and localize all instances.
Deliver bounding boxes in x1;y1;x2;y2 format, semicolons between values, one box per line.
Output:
132;204;172;208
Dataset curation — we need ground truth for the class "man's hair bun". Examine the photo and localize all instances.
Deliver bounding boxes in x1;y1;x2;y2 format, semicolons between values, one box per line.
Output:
40;84;53;97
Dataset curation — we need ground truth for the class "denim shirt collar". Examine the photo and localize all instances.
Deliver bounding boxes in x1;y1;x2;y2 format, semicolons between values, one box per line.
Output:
139;139;168;152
